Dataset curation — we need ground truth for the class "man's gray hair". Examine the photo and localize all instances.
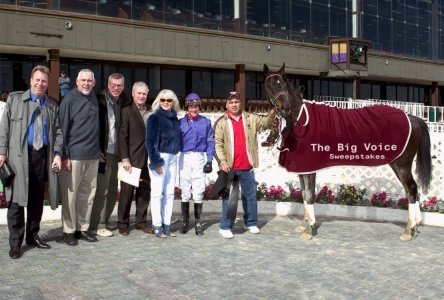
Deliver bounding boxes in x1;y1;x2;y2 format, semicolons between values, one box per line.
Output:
77;69;95;80
132;81;149;93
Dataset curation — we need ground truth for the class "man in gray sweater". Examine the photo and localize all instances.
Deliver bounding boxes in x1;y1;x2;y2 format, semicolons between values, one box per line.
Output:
59;69;101;246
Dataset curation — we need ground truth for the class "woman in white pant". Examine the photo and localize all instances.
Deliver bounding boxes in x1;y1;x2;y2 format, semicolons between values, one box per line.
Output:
146;89;181;238
178;93;215;236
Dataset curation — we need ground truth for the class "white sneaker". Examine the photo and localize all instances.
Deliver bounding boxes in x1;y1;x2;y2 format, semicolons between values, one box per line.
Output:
244;225;260;234
219;229;234;239
96;228;113;237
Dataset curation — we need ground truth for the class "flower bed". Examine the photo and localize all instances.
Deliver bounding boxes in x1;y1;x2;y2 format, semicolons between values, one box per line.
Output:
173;179;443;216
258;181;444;214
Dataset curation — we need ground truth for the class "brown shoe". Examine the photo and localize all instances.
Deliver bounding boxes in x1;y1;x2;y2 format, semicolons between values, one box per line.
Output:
119;228;129;236
135;225;154;234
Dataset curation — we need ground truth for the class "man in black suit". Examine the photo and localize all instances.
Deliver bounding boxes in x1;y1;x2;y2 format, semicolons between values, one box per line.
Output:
117;81;152;235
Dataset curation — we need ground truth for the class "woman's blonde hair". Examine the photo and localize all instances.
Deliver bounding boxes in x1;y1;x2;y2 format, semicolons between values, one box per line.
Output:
151;89;181;112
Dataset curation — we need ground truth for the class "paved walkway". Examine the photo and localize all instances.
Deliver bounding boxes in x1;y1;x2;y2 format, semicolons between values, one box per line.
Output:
0;201;443;299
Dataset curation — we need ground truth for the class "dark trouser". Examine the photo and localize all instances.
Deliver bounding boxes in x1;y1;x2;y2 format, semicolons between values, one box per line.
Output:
8;147;47;248
117;167;150;229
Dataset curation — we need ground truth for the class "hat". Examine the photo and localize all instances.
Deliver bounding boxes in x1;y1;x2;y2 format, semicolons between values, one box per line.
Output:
227;91;240;101
185;93;201;106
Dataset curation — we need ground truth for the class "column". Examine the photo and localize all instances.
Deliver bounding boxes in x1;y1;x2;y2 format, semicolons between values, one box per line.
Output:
47;49;60;101
431;82;440;106
352;78;361;100
235;64;246;110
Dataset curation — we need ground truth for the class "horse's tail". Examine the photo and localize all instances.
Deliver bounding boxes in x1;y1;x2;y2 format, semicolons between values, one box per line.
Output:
415;117;432;192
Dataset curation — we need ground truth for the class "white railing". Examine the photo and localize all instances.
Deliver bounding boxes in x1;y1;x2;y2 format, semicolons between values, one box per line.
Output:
313;96;444;124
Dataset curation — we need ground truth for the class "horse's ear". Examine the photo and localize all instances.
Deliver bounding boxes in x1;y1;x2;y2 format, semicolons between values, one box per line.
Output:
263;64;269;74
278;63;285;75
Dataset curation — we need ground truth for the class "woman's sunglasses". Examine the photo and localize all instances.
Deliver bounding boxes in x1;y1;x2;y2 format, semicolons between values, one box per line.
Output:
160;98;173;103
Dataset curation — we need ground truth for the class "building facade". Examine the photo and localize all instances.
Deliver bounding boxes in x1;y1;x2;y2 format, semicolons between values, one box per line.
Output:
0;0;443;106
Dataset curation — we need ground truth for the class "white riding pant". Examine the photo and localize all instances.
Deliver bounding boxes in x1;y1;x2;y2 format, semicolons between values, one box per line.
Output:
179;152;206;203
148;153;177;227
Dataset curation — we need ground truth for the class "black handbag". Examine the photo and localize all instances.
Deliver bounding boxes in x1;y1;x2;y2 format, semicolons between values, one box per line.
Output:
0;162;15;187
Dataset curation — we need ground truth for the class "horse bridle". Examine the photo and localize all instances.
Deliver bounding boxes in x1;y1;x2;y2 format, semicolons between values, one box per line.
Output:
264;73;291;118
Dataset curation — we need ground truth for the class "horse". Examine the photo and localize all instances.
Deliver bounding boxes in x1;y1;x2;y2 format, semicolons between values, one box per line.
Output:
263;63;432;241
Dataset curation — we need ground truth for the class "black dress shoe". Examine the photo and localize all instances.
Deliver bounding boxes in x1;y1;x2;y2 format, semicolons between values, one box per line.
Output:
79;231;98;242
9;247;21;259
74;230;81;239
26;235;51;249
63;233;78;246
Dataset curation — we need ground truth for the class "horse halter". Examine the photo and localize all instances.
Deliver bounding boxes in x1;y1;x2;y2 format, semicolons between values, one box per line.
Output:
264;73;291;118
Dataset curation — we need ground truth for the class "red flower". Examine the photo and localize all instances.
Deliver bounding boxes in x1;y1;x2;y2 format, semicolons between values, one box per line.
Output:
370;191;392;207
316;186;335;204
397;197;408;210
0;192;6;207
265;185;285;200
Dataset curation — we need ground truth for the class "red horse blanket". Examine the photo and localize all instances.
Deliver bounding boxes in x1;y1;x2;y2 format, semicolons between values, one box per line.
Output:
278;101;411;174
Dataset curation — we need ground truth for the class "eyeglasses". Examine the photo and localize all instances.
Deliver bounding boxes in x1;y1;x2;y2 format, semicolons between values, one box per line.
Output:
160;98;173;103
110;84;123;88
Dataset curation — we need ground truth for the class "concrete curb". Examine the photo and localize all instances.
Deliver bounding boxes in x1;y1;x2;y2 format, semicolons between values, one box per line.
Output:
276;202;444;227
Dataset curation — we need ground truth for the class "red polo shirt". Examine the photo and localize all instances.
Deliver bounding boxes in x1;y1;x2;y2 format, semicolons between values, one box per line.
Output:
228;113;251;170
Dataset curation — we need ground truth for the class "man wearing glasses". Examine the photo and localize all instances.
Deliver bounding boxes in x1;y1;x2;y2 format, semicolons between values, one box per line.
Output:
214;91;275;239
90;73;127;237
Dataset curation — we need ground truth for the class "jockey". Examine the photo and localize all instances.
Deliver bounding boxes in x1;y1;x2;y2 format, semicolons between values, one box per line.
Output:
178;93;215;236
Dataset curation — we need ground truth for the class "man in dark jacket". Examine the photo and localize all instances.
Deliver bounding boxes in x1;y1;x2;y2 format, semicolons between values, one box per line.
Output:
90;73;126;237
59;69;101;246
117;81;152;235
0;65;63;259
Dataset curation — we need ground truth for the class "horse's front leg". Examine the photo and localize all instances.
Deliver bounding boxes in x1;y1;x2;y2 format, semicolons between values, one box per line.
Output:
295;173;316;240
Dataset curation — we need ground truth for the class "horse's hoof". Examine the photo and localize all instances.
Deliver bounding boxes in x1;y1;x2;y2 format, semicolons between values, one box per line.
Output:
400;232;413;241
294;225;305;233
300;232;313;240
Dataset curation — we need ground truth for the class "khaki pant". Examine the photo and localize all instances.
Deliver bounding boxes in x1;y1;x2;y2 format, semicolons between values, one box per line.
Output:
60;159;99;233
90;153;119;230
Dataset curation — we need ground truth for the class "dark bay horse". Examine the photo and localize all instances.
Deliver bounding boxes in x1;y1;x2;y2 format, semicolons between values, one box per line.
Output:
263;63;432;241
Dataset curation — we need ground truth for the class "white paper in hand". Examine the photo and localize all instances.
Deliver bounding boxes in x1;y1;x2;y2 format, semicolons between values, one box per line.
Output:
117;162;141;187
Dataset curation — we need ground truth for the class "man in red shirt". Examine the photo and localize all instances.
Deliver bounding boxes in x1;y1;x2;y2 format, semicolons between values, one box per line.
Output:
213;91;275;239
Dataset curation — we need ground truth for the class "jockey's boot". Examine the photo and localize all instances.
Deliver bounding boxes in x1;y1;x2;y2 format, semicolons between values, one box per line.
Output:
194;203;204;236
180;202;189;234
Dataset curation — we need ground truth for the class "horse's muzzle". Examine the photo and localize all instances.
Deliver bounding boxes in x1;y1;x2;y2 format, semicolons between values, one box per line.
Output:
279;108;291;118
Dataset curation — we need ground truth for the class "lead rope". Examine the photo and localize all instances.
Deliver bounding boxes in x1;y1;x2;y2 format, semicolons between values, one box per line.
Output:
275;116;289;152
